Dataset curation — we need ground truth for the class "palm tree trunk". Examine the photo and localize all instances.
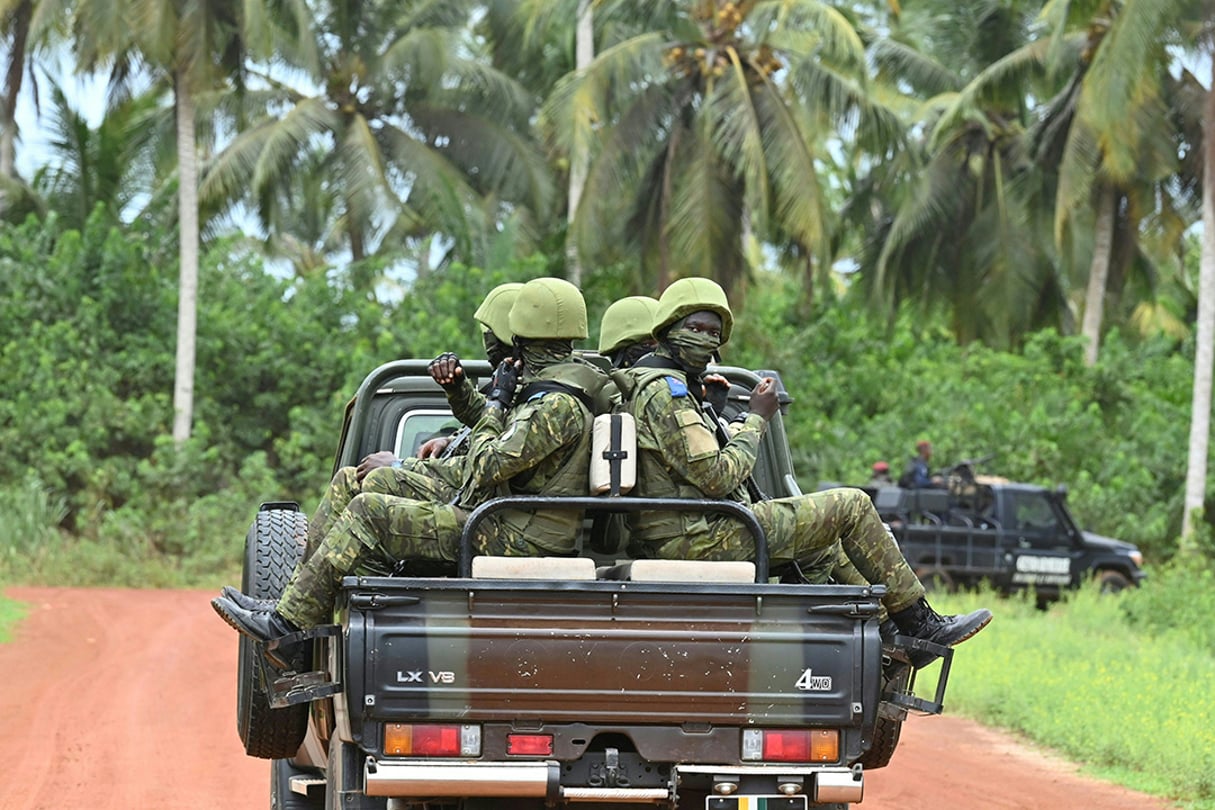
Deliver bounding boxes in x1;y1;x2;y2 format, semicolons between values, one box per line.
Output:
565;0;593;286
1082;183;1116;366
172;73;199;446
1;0;33;178
1181;66;1215;547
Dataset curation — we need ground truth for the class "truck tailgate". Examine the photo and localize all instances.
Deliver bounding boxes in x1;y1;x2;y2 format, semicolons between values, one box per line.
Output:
342;578;883;728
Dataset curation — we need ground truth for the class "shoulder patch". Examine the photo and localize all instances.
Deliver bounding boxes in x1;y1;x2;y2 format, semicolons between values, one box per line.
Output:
527;390;548;402
665;376;689;397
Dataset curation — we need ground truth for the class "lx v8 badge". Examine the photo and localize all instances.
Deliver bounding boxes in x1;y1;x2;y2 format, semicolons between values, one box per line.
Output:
397;670;456;684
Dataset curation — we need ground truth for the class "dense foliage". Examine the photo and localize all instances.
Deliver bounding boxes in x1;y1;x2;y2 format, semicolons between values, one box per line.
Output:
0;212;1209;585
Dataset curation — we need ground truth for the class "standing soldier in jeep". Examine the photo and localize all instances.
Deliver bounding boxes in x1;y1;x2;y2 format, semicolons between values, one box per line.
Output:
211;277;611;660
614;276;993;666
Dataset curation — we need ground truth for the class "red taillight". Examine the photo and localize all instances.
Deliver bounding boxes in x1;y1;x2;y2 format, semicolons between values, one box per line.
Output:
507;734;554;756
384;724;463;756
763;730;812;761
743;729;840;763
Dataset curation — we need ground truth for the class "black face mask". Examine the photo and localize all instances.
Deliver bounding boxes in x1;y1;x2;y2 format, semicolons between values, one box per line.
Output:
613;341;657;369
483;332;512;368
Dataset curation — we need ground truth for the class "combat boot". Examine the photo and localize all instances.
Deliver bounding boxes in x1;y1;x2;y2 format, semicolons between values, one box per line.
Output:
221;585;277;612
890;598;992;668
211;594;302;670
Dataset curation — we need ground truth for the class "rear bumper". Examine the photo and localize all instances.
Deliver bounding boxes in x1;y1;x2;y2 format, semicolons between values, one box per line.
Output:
363;760;862;805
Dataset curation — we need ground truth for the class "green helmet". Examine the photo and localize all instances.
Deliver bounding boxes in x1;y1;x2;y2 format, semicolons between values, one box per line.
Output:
598;296;660;354
652;276;734;344
509;277;589;340
473;282;524;343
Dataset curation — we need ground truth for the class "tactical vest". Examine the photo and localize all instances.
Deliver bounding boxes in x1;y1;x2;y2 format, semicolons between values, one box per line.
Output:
615;365;718;545
493;359;609;554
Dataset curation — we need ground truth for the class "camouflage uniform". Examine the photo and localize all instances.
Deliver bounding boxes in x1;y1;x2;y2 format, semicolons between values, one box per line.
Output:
278;278;607;628
615;364;925;613
302;285;521;557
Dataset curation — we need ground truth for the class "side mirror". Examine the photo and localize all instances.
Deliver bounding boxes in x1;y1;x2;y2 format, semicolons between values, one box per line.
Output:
1054;484;1069;500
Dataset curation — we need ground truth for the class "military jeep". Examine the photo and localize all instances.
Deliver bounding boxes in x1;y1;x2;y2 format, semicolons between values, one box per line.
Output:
229;359;954;810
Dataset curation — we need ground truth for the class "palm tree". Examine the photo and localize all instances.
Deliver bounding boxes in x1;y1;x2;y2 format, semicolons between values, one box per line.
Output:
30;79;162;229
1035;0;1196;366
202;0;553;285
544;0;896;296
846;0;1074;345
70;0;309;444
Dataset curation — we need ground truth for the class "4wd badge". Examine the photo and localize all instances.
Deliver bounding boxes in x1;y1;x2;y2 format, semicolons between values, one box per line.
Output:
794;669;832;691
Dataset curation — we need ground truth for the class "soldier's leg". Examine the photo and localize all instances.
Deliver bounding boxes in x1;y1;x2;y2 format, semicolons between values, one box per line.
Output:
305;466;362;559
278;492;462;629
753;488;924;612
363;462;461;503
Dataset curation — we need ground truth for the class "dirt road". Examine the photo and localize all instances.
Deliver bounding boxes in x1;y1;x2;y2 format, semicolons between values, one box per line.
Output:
0;587;1175;809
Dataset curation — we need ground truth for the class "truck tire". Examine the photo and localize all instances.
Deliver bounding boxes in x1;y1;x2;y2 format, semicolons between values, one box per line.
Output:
1096;569;1132;594
236;506;310;760
859;662;909;770
272;758;324;810
913;565;954;594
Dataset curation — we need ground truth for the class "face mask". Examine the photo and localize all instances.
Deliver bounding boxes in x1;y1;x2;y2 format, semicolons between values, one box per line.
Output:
519;340;573;375
662;328;721;376
613;341;656;369
483;332;512;368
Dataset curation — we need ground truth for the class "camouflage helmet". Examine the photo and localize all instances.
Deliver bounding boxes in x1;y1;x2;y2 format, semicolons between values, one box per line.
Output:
509;277;589;340
652;276;734;344
598;296;660;354
473;282;524;343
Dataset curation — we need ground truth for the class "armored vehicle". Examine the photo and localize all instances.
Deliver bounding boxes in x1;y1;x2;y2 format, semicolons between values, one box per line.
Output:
230;360;957;810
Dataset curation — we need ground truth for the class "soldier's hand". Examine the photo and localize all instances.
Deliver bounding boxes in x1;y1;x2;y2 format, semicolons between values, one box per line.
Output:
417;436;451;459
749;377;779;421
428;352;464;391
356;451;398;482
487;358;523;409
703;373;730;414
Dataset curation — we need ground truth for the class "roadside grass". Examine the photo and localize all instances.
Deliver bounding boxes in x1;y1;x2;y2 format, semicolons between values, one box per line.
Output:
928;580;1215;809
0;595;26;643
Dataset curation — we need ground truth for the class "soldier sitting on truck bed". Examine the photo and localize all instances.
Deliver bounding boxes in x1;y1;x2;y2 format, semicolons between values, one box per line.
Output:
612;276;992;667
211;278;612;667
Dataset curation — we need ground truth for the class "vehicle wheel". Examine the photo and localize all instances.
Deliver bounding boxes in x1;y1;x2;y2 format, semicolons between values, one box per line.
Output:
1096;569;1132;594
237;506;310;759
859;661;909;770
272;758;325;810
913;566;955;594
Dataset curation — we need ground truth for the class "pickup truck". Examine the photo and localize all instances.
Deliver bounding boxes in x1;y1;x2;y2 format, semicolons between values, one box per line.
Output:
230;359;955;810
862;474;1145;601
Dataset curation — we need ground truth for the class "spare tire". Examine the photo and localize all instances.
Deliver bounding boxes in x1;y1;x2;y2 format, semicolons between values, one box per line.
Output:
236;504;310;759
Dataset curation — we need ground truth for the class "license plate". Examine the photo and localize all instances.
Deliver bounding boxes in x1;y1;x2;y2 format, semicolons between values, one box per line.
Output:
706;797;808;810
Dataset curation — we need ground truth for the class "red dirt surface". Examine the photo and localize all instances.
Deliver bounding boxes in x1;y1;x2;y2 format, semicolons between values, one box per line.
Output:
0;586;1176;810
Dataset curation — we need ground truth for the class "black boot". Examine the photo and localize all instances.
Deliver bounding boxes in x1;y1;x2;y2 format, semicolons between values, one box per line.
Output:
890;598;992;668
221;585;277;612
211;594;302;670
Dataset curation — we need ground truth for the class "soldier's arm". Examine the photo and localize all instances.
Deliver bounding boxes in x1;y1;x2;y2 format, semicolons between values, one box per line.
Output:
644;388;766;498
446;376;487;427
464;394;584;489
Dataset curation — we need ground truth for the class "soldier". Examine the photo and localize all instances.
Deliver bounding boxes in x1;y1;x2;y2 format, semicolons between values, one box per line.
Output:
300;282;523;565
598;295;660;369
212;278;611;663
612;277;991;666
